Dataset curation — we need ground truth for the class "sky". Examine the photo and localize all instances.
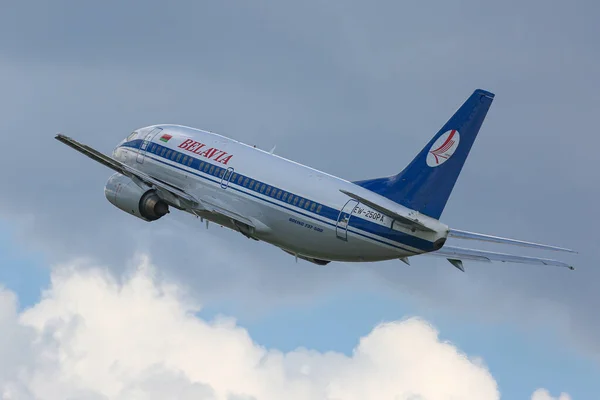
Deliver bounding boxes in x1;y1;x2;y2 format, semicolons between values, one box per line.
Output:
0;1;598;399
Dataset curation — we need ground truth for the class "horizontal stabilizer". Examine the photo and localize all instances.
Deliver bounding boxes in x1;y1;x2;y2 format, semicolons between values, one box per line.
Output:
448;229;576;253
339;189;445;233
426;245;575;270
448;259;465;272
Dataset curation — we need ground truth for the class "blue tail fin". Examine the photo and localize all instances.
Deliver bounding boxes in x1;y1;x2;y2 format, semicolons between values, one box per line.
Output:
353;89;495;220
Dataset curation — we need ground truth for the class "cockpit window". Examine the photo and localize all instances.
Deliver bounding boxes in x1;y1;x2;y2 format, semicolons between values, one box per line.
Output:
127;131;137;141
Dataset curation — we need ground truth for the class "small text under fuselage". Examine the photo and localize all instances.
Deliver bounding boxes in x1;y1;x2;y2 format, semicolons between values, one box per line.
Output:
289;217;323;233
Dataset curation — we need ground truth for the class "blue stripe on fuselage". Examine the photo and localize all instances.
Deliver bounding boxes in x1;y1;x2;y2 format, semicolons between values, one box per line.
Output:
119;139;436;253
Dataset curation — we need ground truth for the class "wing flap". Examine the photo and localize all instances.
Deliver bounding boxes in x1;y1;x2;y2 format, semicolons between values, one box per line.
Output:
198;196;256;228
427;245;575;270
448;229;576;253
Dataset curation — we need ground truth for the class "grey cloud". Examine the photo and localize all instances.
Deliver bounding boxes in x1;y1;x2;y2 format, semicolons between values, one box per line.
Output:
1;0;599;361
0;263;504;400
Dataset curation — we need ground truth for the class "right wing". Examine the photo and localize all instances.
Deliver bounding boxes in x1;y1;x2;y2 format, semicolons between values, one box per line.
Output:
424;245;575;272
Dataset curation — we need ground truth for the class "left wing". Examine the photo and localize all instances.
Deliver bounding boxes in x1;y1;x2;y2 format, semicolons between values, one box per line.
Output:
424;245;575;272
55;134;199;208
55;134;262;236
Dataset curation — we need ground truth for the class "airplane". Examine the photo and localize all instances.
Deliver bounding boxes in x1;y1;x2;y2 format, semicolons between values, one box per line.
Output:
55;89;576;272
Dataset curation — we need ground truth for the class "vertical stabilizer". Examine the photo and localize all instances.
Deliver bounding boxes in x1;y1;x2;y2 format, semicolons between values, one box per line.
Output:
354;89;494;219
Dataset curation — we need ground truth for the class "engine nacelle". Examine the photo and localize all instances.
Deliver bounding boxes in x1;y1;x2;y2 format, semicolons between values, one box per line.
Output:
104;173;169;222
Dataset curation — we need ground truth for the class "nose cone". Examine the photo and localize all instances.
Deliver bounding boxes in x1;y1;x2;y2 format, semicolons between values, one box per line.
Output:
113;138;128;158
113;129;142;157
113;140;124;157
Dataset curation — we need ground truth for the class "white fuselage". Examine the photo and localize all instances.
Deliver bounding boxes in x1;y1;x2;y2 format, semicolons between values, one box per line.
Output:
113;124;447;262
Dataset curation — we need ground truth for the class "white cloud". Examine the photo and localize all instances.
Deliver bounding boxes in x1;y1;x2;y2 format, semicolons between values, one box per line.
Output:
531;388;573;400
0;256;569;400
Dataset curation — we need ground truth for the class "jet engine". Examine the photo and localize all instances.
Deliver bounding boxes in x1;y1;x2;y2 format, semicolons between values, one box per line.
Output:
104;173;169;221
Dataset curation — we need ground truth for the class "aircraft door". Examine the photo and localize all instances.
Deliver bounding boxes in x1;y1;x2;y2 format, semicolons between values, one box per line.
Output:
136;127;163;164
220;167;235;189
336;199;359;241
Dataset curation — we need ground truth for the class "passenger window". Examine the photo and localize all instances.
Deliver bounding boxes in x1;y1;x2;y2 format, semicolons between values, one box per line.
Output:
160;148;166;156
282;192;288;201
166;150;172;158
317;205;322;213
310;203;316;212
260;184;266;193
171;152;176;160
276;190;282;199
299;199;305;207
265;186;271;196
203;163;210;172
176;154;182;162
187;158;193;166
288;194;293;203
150;144;156;153
304;201;310;209
293;197;299;205
232;173;237;182
249;180;255;189
238;176;244;184
182;155;188;164
209;166;215;175
219;169;225;178
243;178;249;187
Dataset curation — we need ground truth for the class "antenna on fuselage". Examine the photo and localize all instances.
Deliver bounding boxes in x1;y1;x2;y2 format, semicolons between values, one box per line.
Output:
269;145;276;154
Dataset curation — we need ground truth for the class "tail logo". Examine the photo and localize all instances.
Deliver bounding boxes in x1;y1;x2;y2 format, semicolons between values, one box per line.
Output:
426;129;460;167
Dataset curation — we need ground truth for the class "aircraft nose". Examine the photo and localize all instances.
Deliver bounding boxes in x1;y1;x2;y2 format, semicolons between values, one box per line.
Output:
113;136;128;157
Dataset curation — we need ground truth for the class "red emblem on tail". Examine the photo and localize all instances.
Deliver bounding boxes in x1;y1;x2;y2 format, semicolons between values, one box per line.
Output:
426;129;460;167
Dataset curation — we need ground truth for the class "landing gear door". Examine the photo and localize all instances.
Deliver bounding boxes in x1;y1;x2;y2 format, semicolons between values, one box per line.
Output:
336;199;359;241
136;127;163;164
